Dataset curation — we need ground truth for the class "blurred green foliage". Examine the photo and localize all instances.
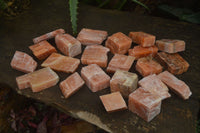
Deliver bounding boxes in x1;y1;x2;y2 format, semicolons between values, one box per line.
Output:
0;0;7;10
69;0;149;33
158;5;200;24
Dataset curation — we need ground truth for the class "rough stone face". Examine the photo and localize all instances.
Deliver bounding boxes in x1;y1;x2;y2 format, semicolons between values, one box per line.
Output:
110;70;138;98
129;31;156;47
16;67;59;92
55;34;82;57
155;52;189;75
138;74;171;100
11;51;37;73
29;40;57;60
41;53;80;73
33;29;65;44
100;92;127;113
105;32;132;54
106;54;135;73
136;57;163;77
81;45;109;67
128;45;158;59
81;64;110;92
128;87;162;122
59;72;85;98
158;71;192;100
156;39;185;53
77;28;108;45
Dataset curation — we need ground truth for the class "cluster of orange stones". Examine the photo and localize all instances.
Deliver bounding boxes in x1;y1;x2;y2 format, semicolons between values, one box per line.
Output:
11;28;191;122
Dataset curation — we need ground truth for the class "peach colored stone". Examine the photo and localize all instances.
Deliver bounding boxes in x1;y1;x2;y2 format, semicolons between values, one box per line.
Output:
81;45;109;67
33;29;65;44
128;45;158;59
60;72;85;98
136;57;162;77
129;31;155;47
100;92;127;113
138;74;170;100
105;32;132;54
55;33;81;57
41;53;80;73
29;40;57;60
156;39;185;53
81;64;110;92
158;71;192;100
107;54;135;73
110;70;138;98
11;51;37;73
155;52;189;75
77;28;108;45
129;87;161;122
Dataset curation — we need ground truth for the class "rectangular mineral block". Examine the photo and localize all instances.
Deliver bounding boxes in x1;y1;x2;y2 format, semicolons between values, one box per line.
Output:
16;73;32;90
100;92;127;113
59;72;85;98
33;29;65;44
156;39;185;53
138;74;170;100
129;31;156;47
110;70;138;98
55;33;82;57
158;71;192;100
29;40;57;60
106;54;135;73
136;57;163;77
11;51;37;73
77;28;108;45
105;32;132;54
81;45;109;67
41;53;80;73
129;87;161;122
155;52;189;75
81;64;110;92
30;67;59;92
128;45;158;60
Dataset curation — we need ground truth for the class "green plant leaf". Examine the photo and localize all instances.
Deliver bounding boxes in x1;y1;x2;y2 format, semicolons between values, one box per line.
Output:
0;0;7;10
98;0;110;8
158;5;200;24
69;0;78;34
131;0;149;11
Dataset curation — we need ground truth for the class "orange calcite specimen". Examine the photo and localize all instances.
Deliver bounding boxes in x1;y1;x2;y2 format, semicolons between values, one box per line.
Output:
33;29;65;44
81;45;109;67
136;57;162;77
55;34;82;57
16;67;59;92
129;31;156;47
138;74;170;100
110;70;138;98
158;71;192;100
156;39;185;53
81;64;110;92
128;87;161;122
11;51;37;73
29;40;57;60
77;28;108;45
41;53;80;73
128;45;158;59
105;32;132;54
155;52;189;75
59;72;85;98
100;92;127;113
107;54;135;73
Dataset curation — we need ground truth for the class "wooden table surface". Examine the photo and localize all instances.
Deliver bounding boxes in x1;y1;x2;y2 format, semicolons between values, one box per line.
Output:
0;0;200;132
